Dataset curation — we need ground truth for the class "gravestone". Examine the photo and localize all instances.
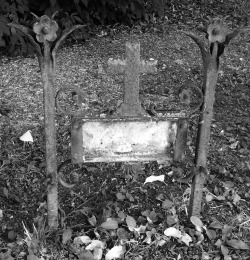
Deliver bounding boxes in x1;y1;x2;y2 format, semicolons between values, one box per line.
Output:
71;41;188;165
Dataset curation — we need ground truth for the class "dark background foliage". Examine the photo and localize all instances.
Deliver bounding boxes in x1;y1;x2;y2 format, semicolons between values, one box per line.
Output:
0;0;250;56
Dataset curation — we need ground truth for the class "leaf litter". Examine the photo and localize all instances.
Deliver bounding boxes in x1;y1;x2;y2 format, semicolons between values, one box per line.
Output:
0;18;250;260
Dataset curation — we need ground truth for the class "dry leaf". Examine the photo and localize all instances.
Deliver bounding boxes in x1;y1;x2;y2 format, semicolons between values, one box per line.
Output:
164;227;182;238
105;246;124;260
100;219;118;230
144;175;165;184
20;130;33;142
62;228;72;244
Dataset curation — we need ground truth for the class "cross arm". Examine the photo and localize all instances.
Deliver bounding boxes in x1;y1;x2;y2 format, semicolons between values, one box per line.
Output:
106;58;126;74
140;60;158;74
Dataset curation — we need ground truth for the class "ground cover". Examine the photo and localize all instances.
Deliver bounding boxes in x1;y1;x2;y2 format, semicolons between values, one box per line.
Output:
0;14;250;260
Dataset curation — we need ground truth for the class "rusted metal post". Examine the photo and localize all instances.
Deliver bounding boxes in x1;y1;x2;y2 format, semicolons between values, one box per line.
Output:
42;41;58;228
8;17;86;228
183;23;250;217
188;43;219;217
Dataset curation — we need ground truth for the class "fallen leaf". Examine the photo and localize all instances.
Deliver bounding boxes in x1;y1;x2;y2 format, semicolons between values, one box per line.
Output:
116;192;126;201
233;193;241;204
126;215;137;231
78;249;94;260
3;187;8;198
166;215;177;226
85;240;105;250
8;230;17;240
144;175;165;184
206;229;217;240
148;211;157;222
222;181;234;189
162;199;173;209
62;228;72;244
20;130;33;142
222;225;233;240
205;193;214;202
216;195;226;201
221;245;229;256
134;225;146;235
181;233;192;246
74;235;91;245
209;220;223;229
117;211;125;220
190;216;204;231
117;228;129;240
229;141;239;149
93;247;103;260
156;239;166;247
175;59;184;65
0;249;14;260
164;227;182;238
100;219;118;230
88;215;97;226
215;239;223;248
27;255;41;260
226;239;250;250
105;245;124;260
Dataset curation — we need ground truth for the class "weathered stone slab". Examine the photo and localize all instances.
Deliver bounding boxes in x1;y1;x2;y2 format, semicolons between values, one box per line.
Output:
71;117;178;163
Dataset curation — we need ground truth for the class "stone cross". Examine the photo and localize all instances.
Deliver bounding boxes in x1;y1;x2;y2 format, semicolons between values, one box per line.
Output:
107;41;157;117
